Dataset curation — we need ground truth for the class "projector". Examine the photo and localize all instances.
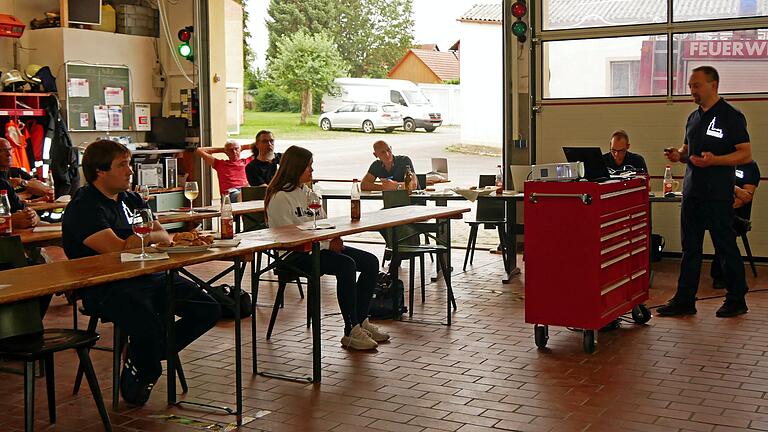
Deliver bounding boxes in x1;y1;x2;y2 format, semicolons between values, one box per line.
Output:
531;162;584;181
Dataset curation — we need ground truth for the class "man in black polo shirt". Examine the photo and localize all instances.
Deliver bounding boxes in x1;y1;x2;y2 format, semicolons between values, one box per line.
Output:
711;160;760;288
659;66;752;318
361;140;418;191
245;130;282;186
62;139;221;406
602;129;647;172
0;137;39;229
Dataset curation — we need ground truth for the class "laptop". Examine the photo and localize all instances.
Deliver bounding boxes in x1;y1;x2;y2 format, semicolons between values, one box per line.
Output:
430;157;448;175
562;147;611;181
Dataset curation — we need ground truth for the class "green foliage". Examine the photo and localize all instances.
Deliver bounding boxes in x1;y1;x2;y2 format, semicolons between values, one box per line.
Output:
252;82;300;112
266;0;339;63
240;0;260;91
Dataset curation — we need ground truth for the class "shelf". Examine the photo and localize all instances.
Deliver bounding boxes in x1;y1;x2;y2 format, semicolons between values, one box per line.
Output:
0;109;46;117
0;93;53;118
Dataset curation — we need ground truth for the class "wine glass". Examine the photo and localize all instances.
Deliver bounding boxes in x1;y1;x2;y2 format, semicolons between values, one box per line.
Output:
184;181;199;214
307;190;322;230
137;184;150;202
132;208;154;260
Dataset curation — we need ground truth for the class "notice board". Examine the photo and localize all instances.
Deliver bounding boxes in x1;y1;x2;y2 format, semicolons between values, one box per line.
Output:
65;63;132;131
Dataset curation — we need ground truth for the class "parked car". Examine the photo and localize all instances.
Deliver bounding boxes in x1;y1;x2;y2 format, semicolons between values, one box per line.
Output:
318;102;403;133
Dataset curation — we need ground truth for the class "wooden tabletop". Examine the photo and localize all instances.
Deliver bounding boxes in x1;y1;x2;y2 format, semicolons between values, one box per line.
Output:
0;238;277;305
241;205;470;247
27;201;68;211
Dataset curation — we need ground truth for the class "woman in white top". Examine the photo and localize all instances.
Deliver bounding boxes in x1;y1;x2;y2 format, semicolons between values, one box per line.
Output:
265;145;389;350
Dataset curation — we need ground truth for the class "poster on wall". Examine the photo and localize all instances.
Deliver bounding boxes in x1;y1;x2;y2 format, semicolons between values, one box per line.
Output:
134;103;151;131
109;106;123;130
104;87;125;105
67;78;89;97
94;105;109;130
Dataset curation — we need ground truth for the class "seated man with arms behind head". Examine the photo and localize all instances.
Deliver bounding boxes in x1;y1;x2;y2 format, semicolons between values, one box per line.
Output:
245;130;282;187
0;137;39;229
195;139;252;202
603;129;648;173
361;140;418;191
63;139;221;406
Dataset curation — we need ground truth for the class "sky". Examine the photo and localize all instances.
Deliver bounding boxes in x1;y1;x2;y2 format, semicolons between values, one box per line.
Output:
246;0;500;70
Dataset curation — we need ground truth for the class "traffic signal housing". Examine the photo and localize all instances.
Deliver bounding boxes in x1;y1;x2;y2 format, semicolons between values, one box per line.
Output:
511;1;528;43
177;26;194;61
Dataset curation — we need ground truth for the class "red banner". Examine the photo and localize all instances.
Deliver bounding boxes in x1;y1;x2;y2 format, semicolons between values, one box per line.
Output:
683;40;768;59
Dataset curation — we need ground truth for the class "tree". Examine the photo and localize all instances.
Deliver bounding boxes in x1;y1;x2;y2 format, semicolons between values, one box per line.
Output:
269;31;347;124
240;0;259;90
334;0;414;77
265;0;339;63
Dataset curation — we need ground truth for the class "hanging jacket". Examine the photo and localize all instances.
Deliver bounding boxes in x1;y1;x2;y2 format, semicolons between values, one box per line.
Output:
25;119;45;179
5;119;32;172
40;96;80;197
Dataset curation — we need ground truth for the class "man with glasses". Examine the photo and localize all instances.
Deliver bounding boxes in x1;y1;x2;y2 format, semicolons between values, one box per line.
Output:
602;130;647;173
0;137;39;229
195;139;252;202
245;130;282;187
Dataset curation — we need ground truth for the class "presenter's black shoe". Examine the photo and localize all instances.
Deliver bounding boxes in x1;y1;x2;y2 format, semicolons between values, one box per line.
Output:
656;299;697;316
715;301;748;318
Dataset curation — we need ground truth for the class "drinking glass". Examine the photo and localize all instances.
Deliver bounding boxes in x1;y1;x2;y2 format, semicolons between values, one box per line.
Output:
132;208;154;260
307;190;322;230
184;181;199;214
137;184;150;202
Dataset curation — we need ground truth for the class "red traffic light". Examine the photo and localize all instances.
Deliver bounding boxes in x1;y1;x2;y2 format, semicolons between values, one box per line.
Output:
178;27;192;42
512;1;527;18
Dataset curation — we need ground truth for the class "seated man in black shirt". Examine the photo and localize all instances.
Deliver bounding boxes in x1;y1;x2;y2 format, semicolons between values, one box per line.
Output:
0;138;39;228
62;139;221;406
711;160;760;288
361;140;418;191
245;130;282;186
602;130;648;173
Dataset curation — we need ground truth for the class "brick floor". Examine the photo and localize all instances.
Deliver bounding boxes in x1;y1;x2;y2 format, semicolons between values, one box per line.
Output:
1;244;767;432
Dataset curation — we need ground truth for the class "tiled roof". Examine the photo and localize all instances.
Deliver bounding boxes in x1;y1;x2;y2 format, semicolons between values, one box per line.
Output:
458;4;502;24
409;49;460;81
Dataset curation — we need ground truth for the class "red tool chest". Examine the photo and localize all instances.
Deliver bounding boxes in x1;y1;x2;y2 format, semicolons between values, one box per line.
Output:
524;177;652;353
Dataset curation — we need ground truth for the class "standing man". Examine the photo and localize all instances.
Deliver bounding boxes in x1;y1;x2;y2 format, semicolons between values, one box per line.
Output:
602;130;648;172
659;66;752;318
63;139;221;405
245;130;282;186
361;140;418;191
195;139;252;202
0;137;39;228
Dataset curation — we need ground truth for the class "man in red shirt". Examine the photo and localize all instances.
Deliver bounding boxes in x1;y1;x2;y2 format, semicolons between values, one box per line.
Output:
195;140;253;202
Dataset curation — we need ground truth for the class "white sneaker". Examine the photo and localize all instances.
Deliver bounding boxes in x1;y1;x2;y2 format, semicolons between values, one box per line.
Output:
340;325;378;350
361;318;390;342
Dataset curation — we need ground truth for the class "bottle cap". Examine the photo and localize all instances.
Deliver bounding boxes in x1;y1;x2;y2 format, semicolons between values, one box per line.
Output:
0;190;7;195
353;178;359;182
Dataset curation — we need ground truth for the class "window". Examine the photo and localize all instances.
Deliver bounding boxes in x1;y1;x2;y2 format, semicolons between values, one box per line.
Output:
337;105;353;113
674;0;768;22
367;104;378;112
672;29;768;94
543;35;667;99
542;0;666;30
390;90;406;106
353;104;368;112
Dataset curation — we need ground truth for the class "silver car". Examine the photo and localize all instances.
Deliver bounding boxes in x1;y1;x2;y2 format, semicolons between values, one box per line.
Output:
319;102;403;133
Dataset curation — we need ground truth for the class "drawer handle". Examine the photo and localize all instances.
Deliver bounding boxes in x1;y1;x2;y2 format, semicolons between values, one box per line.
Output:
631;223;646;231
630;246;647;255
601;228;630;242
631;234;647;243
631;269;647;279
631;211;646;218
529;193;592;205
601;253;631;269
602;277;631;296
600;215;630;228
601;240;630;255
600;186;647;200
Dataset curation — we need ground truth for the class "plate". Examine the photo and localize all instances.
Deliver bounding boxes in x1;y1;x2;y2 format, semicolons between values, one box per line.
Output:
155;244;211;253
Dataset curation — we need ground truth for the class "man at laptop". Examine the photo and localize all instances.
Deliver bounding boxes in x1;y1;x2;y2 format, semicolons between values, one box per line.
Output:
361;140;418;191
602;130;647;173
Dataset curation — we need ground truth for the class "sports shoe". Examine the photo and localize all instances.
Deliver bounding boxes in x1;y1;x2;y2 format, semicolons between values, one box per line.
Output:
715;300;748;318
120;357;156;406
340;324;378;350
656;298;697;316
361;318;390;342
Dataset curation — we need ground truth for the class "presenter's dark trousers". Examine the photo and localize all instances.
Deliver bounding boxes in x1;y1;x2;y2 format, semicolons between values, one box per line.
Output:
677;197;748;304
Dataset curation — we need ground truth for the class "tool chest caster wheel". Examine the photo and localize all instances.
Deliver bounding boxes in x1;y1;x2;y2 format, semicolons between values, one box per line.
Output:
534;325;548;348
631;304;651;324
582;330;596;354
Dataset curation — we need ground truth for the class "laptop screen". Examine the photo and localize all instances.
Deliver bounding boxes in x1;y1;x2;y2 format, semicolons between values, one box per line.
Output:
562;147;610;181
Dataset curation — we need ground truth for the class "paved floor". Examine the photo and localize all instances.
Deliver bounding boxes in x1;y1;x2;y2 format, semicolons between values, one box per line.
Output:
2;247;766;432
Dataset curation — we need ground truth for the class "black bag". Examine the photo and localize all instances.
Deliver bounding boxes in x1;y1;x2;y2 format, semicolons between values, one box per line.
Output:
369;272;407;320
208;284;252;319
733;216;751;236
651;234;665;262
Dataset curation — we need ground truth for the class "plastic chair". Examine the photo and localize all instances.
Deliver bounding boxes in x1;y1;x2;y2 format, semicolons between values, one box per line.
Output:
382;190;456;318
0;236;111;432
463;175;508;271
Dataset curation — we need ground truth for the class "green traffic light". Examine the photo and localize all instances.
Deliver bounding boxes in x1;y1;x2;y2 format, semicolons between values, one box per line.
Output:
178;43;192;59
511;20;527;38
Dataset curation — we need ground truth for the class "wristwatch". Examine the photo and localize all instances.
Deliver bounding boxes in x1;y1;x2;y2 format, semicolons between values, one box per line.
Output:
20;179;28;189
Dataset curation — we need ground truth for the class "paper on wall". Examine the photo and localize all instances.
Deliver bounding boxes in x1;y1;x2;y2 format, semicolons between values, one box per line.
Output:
94;105;109;130
109;105;123;130
67;78;89;97
79;112;90;128
104;87;125;105
134;103;151;131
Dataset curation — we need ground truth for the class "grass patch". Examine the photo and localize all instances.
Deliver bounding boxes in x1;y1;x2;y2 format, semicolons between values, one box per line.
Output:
445;144;502;157
235;111;367;140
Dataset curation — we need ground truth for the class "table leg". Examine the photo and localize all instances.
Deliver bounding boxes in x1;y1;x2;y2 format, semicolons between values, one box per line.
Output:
503;200;521;283
166;270;177;405
234;258;243;425
390;226;400;320
311;242;322;383
445;219;453;325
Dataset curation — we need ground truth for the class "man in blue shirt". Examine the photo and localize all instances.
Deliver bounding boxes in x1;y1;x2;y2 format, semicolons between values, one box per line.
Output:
63;139;220;406
659;66;752;318
602;130;647;172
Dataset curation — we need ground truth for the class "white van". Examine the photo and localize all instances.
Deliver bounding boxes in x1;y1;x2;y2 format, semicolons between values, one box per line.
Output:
322;78;443;132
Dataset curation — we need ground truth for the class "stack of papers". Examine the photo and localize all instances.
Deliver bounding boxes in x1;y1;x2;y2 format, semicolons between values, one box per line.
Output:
452;186;495;202
212;239;242;247
121;252;170;262
32;225;62;233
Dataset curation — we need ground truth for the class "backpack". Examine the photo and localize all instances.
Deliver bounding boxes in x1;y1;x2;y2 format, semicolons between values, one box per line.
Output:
206;284;253;319
368;272;407;320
